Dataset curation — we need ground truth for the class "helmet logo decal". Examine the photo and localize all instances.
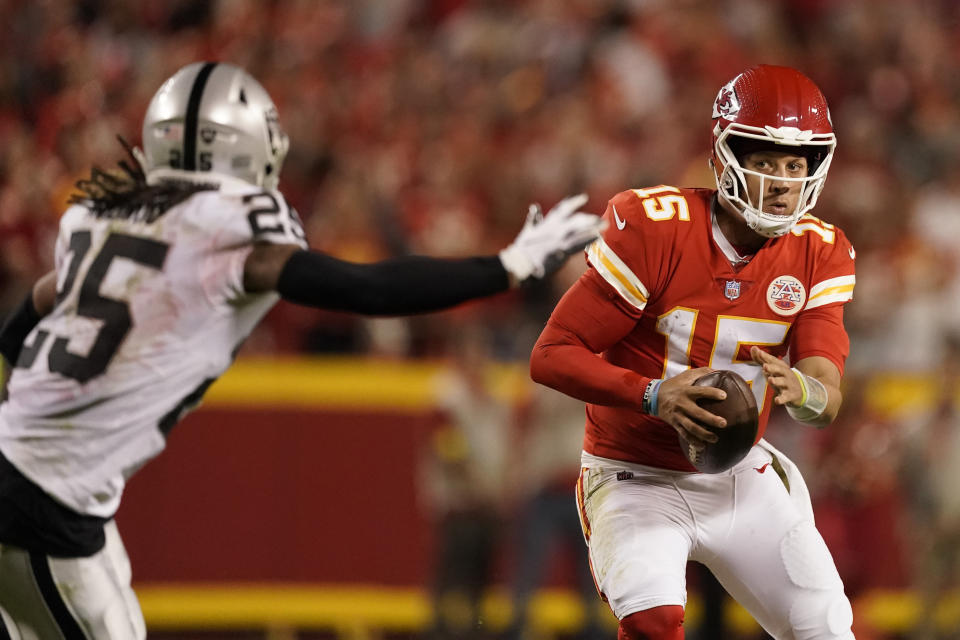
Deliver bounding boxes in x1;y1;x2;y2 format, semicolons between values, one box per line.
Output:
712;76;741;120
766;275;806;315
199;127;216;144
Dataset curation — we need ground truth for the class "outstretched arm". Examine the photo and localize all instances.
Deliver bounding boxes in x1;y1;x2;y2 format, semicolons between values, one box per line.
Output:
250;246;510;315
244;195;602;315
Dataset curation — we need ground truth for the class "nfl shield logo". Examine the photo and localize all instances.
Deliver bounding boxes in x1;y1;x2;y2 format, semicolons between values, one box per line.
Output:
724;280;741;300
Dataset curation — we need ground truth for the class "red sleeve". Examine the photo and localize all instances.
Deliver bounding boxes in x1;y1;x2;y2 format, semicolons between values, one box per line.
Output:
789;304;849;375
789;224;855;376
530;268;651;409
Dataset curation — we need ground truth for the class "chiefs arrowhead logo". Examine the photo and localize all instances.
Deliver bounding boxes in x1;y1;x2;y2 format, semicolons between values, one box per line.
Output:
712;76;742;120
766;275;806;316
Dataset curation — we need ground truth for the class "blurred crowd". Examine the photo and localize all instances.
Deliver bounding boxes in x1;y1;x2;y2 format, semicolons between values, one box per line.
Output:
5;0;960;636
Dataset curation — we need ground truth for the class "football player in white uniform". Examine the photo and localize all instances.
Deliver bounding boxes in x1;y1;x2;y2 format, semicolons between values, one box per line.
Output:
0;62;602;639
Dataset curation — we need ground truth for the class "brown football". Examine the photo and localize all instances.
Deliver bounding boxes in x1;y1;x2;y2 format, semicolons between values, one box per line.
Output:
680;370;759;473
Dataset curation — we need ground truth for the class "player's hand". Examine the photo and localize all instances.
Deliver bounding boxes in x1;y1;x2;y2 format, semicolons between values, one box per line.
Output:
498;194;603;285
655;367;727;450
751;346;802;407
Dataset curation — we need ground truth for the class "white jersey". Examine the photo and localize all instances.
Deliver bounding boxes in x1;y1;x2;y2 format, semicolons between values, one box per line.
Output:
0;173;307;518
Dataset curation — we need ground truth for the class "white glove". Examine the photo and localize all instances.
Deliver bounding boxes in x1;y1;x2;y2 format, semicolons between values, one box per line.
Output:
498;194;602;284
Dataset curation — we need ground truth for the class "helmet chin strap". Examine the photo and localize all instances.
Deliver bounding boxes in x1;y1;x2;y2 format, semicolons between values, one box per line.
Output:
717;189;792;239
744;206;794;238
743;208;789;238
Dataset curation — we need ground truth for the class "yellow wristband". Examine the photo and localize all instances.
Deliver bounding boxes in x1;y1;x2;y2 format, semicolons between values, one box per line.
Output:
786;367;828;424
790;367;809;407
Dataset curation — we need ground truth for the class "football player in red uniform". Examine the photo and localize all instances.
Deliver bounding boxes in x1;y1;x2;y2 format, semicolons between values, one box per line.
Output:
531;65;856;639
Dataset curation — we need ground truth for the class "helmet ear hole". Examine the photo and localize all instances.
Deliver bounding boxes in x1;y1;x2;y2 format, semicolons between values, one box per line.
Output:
265;164;273;176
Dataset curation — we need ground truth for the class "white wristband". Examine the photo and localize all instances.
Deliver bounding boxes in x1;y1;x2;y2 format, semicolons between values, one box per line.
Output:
785;367;828;424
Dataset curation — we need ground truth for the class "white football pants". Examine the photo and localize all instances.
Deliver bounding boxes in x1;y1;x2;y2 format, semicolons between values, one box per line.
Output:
0;520;145;639
576;440;855;640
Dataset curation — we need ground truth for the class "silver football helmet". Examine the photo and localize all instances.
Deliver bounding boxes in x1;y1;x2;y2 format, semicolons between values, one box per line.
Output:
141;62;288;189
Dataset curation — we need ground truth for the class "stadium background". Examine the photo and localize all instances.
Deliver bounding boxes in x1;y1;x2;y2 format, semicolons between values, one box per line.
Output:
3;0;960;638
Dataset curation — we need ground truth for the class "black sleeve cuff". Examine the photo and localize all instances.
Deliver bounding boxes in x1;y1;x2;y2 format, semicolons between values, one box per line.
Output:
276;250;509;315
0;293;41;365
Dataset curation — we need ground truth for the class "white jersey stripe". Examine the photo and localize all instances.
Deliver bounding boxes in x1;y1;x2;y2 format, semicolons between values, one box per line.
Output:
806;275;854;309
809;284;854;300
809;275;855;298
587;238;649;311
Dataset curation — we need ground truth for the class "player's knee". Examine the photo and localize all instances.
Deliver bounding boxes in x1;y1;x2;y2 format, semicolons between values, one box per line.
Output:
778;521;853;639
788;589;854;640
618;605;685;640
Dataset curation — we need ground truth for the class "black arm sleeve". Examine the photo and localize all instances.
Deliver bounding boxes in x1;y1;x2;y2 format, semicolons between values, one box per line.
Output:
275;249;510;315
0;293;40;365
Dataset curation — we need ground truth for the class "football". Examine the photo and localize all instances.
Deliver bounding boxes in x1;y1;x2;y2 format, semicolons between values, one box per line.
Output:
680;370;759;473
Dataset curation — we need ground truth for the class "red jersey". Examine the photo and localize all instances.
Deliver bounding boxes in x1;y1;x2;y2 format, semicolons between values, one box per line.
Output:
535;186;855;471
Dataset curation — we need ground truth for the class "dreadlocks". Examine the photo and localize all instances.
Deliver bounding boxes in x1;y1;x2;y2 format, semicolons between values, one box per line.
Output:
68;137;216;223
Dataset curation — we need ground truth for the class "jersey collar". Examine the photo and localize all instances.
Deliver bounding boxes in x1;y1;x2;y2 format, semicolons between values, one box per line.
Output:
711;208;753;267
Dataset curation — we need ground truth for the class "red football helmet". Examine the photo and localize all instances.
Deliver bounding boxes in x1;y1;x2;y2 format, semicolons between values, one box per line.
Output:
710;65;836;237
